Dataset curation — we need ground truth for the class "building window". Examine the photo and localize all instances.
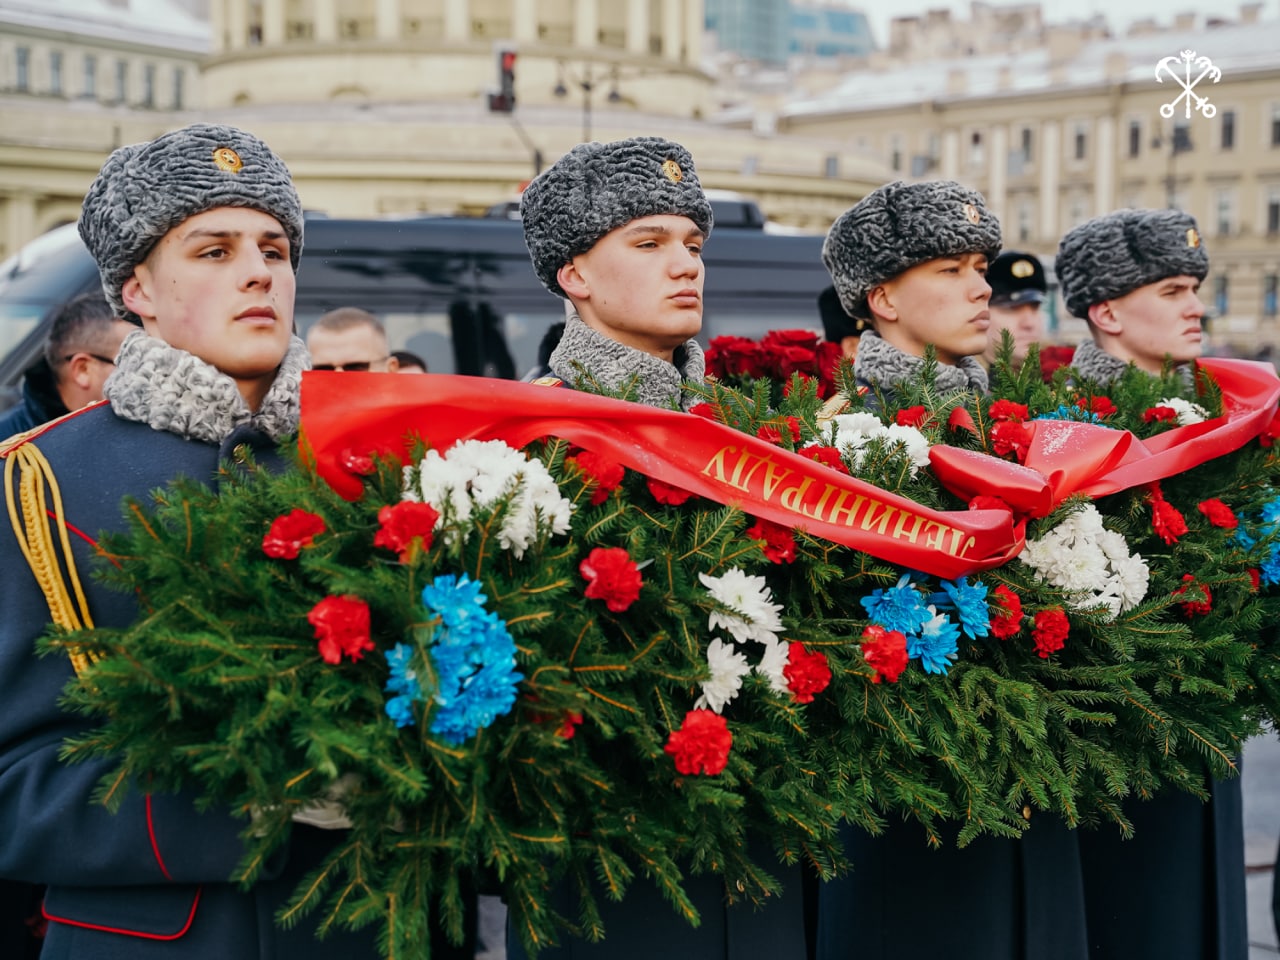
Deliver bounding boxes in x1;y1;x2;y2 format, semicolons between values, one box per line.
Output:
50;51;63;95
142;63;155;107
1074;122;1088;161
1269;188;1280;234
16;46;29;92
968;130;985;168
1214;275;1229;316
824;155;839;178
1216;189;1234;236
83;54;97;98
1221;110;1235;150
1272;104;1280;147
1128;119;1141;158
1172;120;1193;154
115;59;127;102
889;135;902;173
173;67;184;109
1020;127;1033;163
1265;274;1278;318
1017;200;1033;243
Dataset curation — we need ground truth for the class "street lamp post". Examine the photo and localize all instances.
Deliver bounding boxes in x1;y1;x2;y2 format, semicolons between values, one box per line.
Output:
554;61;621;142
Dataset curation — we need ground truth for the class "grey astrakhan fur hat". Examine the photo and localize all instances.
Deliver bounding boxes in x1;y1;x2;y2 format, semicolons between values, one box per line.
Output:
520;136;714;298
1056;208;1209;319
822;179;1002;319
78;123;304;320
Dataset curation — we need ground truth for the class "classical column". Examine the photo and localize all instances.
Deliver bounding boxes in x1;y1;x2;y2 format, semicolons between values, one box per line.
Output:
661;0;682;60
1039;120;1060;242
3;192;36;262
941;128;959;180
444;0;469;41
626;0;648;54
209;0;226;54
573;0;598;49
314;0;337;42
512;0;537;43
683;0;702;64
263;0;286;45
227;0;248;50
375;0;401;41
1093;115;1115;216
989;123;1008;222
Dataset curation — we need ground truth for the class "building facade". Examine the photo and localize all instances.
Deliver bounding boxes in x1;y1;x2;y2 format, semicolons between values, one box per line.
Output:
0;0;890;261
756;6;1280;353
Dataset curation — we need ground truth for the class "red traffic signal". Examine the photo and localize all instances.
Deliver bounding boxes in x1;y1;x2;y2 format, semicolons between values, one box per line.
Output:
489;47;517;113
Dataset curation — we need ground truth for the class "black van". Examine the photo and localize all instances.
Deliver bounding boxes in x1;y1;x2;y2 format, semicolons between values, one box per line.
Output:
0;215;831;409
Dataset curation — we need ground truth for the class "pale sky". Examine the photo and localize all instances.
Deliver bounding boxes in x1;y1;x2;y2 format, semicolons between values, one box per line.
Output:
849;0;1276;48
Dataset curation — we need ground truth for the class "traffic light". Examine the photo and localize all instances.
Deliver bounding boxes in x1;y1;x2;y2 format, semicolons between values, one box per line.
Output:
488;46;517;114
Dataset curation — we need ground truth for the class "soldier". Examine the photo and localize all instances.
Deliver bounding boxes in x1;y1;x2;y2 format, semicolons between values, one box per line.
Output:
981;250;1048;371
1059;208;1207;383
1055;208;1246;960
816;179;1090;960
509;136;809;960
0;124;389;959
518;136;711;410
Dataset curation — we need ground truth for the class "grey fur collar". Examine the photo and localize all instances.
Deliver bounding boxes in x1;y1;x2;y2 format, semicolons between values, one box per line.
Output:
1069;339;1134;387
103;329;307;444
854;329;988;395
549;314;705;411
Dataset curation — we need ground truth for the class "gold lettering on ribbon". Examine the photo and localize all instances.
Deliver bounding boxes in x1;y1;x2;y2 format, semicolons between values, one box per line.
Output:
701;446;970;559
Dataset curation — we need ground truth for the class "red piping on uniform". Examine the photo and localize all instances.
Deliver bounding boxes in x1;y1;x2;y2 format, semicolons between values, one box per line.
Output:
145;794;174;881
42;886;201;940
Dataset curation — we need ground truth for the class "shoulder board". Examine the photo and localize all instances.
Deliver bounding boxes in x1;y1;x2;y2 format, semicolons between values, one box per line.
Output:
529;376;565;388
0;400;109;458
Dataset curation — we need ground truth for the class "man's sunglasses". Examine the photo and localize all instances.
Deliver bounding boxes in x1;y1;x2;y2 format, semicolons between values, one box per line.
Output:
63;353;117;365
312;359;385;372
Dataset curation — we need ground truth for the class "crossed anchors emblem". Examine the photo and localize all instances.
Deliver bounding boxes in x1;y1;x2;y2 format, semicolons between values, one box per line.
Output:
1156;49;1220;119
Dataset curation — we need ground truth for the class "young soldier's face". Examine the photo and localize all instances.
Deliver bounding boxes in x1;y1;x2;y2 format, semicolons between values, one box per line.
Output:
870;253;991;366
1089;275;1204;374
122;207;296;409
558;214;705;362
983;301;1044;366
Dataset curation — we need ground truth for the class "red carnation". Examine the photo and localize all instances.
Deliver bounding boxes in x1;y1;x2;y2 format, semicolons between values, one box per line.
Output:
989;585;1024;639
1149;487;1188;545
579;546;643;612
647;477;694;505
988;399;1029;422
1248;568;1261;592
991;419;1033;462
570;450;626;505
1076;396;1117;418
1196;498;1238;529
1031;607;1069;659
664;709;732;776
374;501;439;563
263;509;326;559
746;517;797;564
772;346;818;380
1173;574;1213;616
1142;406;1178;424
756;424;782;444
896;405;928;427
803;446;850;474
705;336;766;379
784;642;832;703
815;340;844;396
689;402;721;421
860;624;909;684
762;329;820;352
1038;345;1075;382
307;595;375;664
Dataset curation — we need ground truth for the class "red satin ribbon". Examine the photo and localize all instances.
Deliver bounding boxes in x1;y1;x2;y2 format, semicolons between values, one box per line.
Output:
300;357;1279;579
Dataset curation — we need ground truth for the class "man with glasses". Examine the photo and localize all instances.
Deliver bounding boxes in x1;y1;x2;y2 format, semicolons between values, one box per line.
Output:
305;306;399;372
0;292;132;440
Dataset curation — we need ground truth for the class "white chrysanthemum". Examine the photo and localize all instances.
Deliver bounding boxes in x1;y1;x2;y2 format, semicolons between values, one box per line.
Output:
755;637;790;695
1018;503;1149;621
695;638;752;713
404;439;573;558
1159;396;1209;425
698;568;783;644
882;423;932;476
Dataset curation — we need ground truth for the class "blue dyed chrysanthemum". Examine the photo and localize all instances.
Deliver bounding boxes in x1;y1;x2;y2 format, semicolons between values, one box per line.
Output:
929;577;991;639
383;642;423;729
907;609;960;675
861;574;932;636
1036;405;1103;424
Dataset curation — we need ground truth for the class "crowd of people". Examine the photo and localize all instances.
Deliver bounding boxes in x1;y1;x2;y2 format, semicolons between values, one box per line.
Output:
0;121;1276;959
